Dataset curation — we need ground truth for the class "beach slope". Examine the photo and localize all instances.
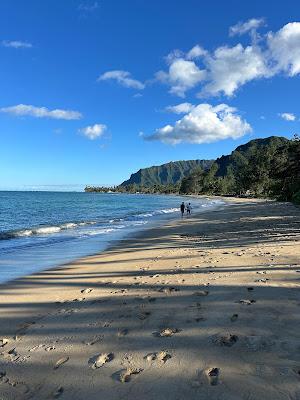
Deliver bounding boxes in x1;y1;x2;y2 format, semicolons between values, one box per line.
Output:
0;198;300;400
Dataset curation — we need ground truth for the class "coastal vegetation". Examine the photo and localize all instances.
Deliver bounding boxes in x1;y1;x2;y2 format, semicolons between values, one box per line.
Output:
85;135;300;204
120;159;214;187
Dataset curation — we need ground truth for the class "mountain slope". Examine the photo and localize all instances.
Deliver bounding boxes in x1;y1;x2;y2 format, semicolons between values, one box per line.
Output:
120;159;214;187
214;136;289;176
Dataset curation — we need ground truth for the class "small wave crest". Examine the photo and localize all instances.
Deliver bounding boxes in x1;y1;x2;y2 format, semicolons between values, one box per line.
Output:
138;207;178;218
0;220;97;241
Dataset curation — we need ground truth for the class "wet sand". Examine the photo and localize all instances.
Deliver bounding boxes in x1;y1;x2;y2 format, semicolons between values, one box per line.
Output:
0;198;300;400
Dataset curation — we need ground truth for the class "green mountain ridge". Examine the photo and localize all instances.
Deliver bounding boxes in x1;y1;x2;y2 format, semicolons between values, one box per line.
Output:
86;135;299;203
120;159;214;187
214;136;289;177
120;136;289;187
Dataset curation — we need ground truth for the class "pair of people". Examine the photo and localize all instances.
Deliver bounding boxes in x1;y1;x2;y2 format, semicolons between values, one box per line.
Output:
180;202;192;217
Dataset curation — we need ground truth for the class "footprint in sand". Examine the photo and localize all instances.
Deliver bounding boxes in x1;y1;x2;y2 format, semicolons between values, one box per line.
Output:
119;367;143;383
0;371;8;383
162;287;180;294
230;314;238;322
138;311;151;320
45;346;55;352
54;357;69;370
238;299;256;305
90;353;114;369
84;335;103;346
215;334;238;347
194;290;209;297
117;329;129;337
0;338;9;348
81;288;93;294
145;351;171;363
52;386;64;398
3;348;20;362
29;344;45;352
206;367;220;386
154;328;180;337
148;297;156;303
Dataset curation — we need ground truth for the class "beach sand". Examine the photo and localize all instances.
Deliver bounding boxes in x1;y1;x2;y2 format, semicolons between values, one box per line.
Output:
0;198;300;400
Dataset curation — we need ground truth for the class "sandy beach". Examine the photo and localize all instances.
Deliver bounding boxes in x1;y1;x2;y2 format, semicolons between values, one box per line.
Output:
0;198;300;400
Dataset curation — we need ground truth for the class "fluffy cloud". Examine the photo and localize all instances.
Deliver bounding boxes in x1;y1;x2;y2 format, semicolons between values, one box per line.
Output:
98;70;145;90
201;44;268;97
156;58;206;97
2;40;32;49
145;103;251;145
79;124;107;140
267;22;300;76
229;18;265;36
186;45;207;60
165;102;194;114
279;112;296;121
0;104;82;120
156;21;300;98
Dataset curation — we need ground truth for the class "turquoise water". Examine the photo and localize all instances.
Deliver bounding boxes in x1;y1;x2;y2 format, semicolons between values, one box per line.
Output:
0;191;224;283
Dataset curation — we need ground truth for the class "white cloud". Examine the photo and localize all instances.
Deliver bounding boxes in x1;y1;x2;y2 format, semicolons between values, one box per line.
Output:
156;58;206;97
78;1;99;11
186;45;207;60
0;104;82;120
201;44;269;97
79;123;107;140
145;103;251;145
2;40;32;49
155;21;300;98
267;22;300;76
279;112;296;121
98;70;145;90
165;102;194;114
229;18;265;37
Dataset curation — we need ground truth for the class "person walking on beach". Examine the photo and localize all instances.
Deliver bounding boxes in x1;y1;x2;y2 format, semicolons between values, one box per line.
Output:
186;202;192;216
180;202;185;218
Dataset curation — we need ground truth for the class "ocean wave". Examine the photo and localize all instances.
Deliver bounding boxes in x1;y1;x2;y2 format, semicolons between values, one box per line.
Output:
0;220;97;241
137;207;178;218
80;228;116;236
109;218;124;223
157;207;179;214
0;201;223;242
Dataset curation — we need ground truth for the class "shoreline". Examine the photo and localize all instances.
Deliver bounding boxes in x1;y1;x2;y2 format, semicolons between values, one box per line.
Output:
0;197;299;399
0;194;226;286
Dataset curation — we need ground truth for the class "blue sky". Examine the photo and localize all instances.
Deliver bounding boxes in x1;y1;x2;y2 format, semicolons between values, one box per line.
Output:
0;0;300;189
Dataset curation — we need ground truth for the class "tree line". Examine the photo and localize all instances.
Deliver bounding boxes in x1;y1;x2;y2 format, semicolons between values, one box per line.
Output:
85;135;300;204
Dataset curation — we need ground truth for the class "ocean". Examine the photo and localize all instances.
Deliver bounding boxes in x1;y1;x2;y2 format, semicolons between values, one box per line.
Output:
0;191;224;284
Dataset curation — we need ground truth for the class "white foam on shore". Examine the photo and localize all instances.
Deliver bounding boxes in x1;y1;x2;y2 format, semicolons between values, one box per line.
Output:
0;196;227;284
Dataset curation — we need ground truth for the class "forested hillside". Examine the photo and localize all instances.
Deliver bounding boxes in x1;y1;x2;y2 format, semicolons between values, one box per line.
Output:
120;160;214;187
86;135;300;203
180;135;300;203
